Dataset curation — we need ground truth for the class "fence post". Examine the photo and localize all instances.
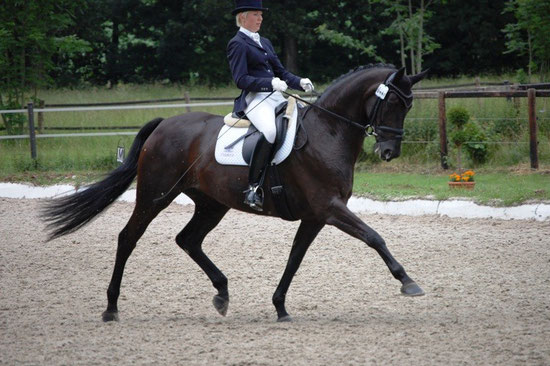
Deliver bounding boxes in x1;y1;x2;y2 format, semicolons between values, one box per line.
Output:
184;91;191;112
27;102;37;160
438;91;448;169
528;88;539;170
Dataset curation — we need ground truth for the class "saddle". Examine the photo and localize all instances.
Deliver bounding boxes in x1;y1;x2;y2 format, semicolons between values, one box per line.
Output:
215;96;302;220
222;96;296;164
215;96;300;166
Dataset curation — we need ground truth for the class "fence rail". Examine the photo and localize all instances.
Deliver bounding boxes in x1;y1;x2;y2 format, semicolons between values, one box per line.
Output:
1;89;548;170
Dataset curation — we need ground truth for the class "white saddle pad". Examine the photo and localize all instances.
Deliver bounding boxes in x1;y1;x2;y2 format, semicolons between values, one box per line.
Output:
214;103;299;166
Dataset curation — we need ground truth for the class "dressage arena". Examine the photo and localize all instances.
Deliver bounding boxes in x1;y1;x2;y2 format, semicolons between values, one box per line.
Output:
1;197;549;365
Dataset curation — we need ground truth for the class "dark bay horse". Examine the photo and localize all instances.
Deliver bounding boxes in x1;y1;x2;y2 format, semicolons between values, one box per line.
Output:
43;64;428;322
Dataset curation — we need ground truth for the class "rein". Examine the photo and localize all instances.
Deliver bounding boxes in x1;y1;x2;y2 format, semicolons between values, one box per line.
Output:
283;91;367;132
283;70;412;140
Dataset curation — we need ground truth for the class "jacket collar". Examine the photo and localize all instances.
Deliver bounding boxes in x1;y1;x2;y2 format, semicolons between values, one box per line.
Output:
237;30;264;50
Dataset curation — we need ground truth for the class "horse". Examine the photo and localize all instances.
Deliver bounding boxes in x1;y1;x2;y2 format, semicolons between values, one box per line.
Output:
42;64;428;322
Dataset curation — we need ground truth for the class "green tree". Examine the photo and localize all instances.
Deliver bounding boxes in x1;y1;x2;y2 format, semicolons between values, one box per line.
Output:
503;0;550;81
0;1;89;132
372;0;442;74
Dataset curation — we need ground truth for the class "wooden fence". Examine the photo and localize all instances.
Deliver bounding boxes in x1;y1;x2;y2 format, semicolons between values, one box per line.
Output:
412;89;550;170
1;90;548;170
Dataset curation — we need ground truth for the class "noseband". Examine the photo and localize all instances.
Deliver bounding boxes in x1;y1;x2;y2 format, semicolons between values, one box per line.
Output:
283;70;413;142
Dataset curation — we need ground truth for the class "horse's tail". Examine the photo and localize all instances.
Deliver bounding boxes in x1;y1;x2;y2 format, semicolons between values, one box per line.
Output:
42;117;164;241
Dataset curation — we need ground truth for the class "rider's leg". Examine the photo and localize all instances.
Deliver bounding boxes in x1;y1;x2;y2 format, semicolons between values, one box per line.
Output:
243;133;273;211
242;92;283;210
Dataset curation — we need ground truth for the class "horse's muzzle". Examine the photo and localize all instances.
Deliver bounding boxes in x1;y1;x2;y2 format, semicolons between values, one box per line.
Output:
374;140;401;162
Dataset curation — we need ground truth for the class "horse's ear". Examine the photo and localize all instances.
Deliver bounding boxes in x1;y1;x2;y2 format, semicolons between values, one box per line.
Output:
395;67;406;81
409;69;430;85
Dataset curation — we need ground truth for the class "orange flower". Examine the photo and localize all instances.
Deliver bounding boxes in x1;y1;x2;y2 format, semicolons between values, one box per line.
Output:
449;173;461;182
449;171;475;182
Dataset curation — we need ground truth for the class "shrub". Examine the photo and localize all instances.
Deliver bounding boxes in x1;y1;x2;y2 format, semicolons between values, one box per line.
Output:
0;102;26;135
446;106;489;168
515;68;529;84
463;122;489;164
491;117;523;137
448;106;470;129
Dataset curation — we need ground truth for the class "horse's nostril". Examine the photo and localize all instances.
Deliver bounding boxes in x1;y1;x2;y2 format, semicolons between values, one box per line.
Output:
383;149;392;160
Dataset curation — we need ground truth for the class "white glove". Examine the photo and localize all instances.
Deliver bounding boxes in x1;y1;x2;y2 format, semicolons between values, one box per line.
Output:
300;78;314;92
271;77;288;92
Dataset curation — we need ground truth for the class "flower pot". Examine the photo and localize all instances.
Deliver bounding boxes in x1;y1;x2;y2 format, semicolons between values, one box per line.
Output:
448;181;475;190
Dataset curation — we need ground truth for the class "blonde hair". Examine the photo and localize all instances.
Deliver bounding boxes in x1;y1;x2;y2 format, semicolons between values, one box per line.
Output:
235;12;248;27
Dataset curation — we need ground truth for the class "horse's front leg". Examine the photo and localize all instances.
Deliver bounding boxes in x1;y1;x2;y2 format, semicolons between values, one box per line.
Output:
326;199;424;296
272;220;325;322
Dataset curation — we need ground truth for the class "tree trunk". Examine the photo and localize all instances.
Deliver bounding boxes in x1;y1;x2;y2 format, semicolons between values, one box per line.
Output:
20;48;26;106
399;26;406;71
397;11;406;71
417;0;425;75
107;16;120;87
408;0;416;74
527;30;532;82
284;34;298;74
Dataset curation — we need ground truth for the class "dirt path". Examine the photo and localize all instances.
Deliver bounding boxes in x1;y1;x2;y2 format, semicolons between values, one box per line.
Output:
1;198;549;365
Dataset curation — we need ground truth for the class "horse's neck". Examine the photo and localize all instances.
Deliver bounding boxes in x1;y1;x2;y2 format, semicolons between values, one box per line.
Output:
308;85;368;158
302;95;367;170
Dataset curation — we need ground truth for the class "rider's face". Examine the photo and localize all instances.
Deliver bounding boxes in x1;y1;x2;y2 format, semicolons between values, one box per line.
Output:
241;11;263;33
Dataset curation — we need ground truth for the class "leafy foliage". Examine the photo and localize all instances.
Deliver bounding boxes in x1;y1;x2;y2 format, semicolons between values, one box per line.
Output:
448;106;470;130
0;0;89;133
447;107;490;165
503;0;550;80
463;122;489;164
0;0;532;92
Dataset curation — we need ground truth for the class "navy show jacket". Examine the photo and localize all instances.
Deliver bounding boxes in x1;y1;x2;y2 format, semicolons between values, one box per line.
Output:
227;31;302;117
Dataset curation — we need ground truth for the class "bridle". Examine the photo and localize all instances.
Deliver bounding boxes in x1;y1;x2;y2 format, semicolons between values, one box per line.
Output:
365;70;413;140
283;69;413;141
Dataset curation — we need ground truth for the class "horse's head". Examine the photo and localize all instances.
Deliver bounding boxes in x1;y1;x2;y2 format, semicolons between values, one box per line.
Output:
367;67;429;161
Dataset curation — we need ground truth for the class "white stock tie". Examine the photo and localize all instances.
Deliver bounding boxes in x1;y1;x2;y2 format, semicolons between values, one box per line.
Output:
252;33;262;47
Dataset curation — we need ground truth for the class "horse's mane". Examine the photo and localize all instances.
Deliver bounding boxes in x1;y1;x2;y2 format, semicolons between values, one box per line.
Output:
316;63;396;103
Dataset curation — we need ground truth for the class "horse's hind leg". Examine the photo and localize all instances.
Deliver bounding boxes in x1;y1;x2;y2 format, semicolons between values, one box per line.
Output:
326;200;424;296
102;199;172;322
175;193;230;316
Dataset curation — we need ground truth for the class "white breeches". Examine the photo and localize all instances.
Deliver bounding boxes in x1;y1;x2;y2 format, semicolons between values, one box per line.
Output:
245;91;287;144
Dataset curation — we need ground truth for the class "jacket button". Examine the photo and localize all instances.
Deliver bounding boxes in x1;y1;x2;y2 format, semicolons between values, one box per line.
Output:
264;53;267;55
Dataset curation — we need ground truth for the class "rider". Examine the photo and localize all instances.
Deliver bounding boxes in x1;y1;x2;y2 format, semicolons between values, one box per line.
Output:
227;0;314;212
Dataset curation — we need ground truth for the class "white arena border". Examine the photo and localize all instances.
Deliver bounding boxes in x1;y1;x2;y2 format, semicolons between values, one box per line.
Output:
1;182;549;222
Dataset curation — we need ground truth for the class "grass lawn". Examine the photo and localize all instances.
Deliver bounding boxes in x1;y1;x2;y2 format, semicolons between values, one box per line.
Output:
353;169;550;206
1;164;549;207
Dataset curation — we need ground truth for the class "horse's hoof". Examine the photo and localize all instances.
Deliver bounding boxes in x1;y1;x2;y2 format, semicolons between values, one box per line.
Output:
102;310;119;322
401;281;425;297
213;295;229;316
277;315;293;322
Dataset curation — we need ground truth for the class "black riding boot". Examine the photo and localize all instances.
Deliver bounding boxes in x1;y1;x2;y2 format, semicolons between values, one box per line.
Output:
244;134;274;211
